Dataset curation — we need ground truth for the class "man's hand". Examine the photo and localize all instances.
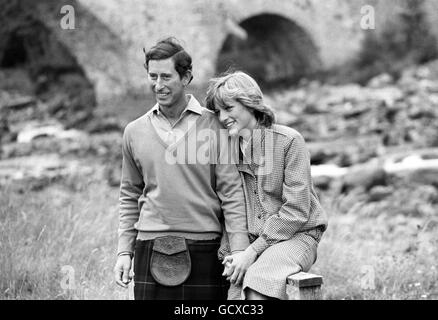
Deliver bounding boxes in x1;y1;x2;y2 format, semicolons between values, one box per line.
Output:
114;255;133;288
222;246;258;286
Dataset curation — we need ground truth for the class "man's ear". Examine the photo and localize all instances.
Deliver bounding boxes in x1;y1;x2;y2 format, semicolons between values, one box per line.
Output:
182;71;193;86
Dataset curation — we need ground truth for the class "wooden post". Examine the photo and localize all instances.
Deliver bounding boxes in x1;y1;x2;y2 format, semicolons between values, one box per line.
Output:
286;272;323;300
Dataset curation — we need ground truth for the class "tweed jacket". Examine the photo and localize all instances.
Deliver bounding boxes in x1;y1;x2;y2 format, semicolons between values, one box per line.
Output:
235;124;328;256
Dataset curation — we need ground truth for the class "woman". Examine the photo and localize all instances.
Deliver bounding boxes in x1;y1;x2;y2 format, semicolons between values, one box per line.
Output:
205;71;328;300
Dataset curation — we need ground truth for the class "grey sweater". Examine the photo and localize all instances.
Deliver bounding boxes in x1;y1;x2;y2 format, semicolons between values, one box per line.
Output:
117;107;250;255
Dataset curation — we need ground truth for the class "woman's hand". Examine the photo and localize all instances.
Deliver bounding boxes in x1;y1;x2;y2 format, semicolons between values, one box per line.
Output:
222;246;258;285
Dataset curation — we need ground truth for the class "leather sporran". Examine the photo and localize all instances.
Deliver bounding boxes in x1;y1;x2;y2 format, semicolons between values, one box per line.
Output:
150;236;191;286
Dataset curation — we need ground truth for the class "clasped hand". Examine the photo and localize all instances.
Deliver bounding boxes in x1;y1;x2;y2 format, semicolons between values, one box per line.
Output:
222;246;258;285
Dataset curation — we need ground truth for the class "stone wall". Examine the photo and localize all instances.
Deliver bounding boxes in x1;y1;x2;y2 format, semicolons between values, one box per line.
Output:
1;0;437;103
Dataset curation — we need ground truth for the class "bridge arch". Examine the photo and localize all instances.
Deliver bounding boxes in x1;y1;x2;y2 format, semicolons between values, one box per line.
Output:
0;0;132;104
215;13;322;88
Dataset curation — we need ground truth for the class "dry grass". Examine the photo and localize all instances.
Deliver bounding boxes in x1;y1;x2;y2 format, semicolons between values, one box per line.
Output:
312;192;438;300
0;170;128;300
0;163;437;300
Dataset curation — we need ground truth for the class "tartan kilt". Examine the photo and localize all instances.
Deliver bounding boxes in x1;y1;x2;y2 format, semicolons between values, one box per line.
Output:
133;238;229;300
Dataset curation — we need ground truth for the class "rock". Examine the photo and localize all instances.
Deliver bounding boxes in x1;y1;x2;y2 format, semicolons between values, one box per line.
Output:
85;117;122;133
0;95;36;110
383;149;438;174
0;154;66;189
0;153;98;191
415;66;431;80
311;164;348;178
368;185;394;202
45;93;67;115
367;73;393;88
323;84;364;105
341;102;371;119
64;110;94;129
312;175;332;190
342;162;387;192
15;121;87;143
16;122;64;143
383;149;438;188
408;169;438;188
369;87;403;107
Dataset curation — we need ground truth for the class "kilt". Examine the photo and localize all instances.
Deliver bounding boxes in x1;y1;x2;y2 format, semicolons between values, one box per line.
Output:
133;238;229;300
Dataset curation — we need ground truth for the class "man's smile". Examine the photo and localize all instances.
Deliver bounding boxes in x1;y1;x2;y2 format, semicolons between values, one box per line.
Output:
156;92;170;98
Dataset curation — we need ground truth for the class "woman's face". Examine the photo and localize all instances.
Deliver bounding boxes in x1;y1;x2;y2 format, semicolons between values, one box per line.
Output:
214;98;257;137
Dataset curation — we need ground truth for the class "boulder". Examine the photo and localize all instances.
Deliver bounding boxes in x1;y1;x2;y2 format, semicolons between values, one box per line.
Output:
15;121;86;143
367;73;394;88
0;154;66;190
341;162;387;192
368;185;394;202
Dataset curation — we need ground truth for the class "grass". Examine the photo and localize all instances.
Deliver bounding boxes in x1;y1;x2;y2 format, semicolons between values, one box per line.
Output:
312;191;438;300
1;169;437;300
0;168;128;300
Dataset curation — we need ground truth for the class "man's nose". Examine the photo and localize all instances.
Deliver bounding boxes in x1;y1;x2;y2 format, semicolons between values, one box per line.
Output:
155;77;164;90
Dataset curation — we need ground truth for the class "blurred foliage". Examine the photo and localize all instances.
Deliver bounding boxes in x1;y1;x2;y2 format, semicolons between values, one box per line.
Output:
329;0;438;85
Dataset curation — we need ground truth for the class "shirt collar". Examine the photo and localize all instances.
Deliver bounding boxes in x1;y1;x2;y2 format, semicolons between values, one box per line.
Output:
151;94;203;116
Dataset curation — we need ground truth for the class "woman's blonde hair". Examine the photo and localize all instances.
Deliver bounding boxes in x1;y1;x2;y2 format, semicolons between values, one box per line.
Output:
205;71;275;127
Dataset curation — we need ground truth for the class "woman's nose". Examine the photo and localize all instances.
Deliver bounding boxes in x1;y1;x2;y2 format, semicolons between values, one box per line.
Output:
218;111;227;123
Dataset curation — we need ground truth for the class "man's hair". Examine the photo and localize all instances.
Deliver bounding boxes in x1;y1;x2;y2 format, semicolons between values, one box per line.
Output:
205;71;276;127
144;37;193;84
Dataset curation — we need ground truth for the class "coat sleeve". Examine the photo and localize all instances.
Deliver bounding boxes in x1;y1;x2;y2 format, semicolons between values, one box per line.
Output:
213;125;250;253
215;162;250;253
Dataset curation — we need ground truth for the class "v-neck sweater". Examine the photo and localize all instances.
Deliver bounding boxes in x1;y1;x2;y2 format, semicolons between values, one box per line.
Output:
118;107;249;255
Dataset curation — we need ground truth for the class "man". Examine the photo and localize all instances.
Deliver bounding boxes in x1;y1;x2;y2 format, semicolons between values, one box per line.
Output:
113;37;249;300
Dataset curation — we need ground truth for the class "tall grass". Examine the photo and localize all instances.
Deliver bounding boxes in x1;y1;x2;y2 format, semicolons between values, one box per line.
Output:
312;194;438;300
1;170;437;299
0;174;127;299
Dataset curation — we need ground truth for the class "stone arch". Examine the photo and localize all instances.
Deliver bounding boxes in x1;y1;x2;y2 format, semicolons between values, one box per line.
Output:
215;13;322;89
0;0;133;104
1;18;93;95
0;0;99;123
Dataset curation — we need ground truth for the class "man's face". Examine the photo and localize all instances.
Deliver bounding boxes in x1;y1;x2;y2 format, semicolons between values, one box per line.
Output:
147;58;188;108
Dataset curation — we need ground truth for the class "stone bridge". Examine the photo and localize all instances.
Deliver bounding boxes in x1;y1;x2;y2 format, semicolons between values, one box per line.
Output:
2;0;438;103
